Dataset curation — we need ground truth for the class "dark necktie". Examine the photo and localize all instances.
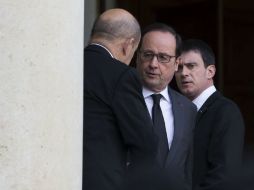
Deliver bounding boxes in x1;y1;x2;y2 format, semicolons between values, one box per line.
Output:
151;94;169;165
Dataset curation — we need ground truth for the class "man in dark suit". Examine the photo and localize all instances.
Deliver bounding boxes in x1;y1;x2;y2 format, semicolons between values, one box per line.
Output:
135;23;197;190
84;9;158;190
175;39;245;190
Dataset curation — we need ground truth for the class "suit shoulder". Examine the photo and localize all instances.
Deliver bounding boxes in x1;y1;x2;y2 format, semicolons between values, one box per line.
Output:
84;48;140;101
206;93;245;134
170;88;197;110
208;93;245;126
213;94;242;113
84;47;136;81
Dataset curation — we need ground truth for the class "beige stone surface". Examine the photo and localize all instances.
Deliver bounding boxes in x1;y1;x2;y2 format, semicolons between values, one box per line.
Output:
0;0;83;189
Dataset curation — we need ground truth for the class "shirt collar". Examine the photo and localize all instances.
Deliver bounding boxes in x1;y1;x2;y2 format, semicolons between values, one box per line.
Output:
90;43;114;58
193;85;216;110
142;86;170;102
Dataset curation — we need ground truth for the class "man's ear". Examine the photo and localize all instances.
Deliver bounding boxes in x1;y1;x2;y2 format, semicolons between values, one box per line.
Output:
122;38;135;55
206;65;216;79
174;57;180;72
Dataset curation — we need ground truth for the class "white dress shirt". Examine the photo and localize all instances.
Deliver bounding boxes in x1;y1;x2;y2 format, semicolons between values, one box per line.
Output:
192;85;216;111
143;86;174;150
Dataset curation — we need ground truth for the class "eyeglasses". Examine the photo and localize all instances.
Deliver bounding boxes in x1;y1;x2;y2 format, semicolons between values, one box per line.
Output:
139;51;176;64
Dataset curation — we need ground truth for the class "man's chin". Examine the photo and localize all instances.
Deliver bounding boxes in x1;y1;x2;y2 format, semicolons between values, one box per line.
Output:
144;79;159;86
181;89;193;97
144;82;161;91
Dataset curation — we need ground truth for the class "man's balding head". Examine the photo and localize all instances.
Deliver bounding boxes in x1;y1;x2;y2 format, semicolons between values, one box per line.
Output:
89;8;141;65
91;8;140;43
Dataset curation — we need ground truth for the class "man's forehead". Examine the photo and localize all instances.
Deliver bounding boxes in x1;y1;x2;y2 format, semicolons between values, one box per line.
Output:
179;51;202;63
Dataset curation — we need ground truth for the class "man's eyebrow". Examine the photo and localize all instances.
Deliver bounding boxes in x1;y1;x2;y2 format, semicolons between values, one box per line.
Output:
182;62;197;65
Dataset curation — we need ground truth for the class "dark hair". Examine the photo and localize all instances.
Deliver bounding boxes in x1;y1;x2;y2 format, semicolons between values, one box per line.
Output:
180;39;215;67
140;23;182;56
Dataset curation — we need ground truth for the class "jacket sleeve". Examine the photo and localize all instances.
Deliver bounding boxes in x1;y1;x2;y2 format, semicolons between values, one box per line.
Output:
111;68;158;165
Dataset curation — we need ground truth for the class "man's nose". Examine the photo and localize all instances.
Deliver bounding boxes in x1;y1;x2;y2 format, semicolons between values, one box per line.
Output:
181;66;189;75
149;55;160;67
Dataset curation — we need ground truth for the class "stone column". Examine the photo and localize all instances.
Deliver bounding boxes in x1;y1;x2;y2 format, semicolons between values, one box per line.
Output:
0;0;83;189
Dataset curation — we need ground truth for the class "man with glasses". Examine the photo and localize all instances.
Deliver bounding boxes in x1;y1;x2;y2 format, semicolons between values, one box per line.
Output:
135;23;197;190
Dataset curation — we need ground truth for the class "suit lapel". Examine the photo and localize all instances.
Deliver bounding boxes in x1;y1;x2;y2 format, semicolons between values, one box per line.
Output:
196;91;220;124
165;88;185;166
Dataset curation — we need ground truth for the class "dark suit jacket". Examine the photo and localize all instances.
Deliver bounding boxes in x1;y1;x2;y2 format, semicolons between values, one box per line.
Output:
123;88;197;190
165;88;197;190
84;45;158;190
193;91;245;190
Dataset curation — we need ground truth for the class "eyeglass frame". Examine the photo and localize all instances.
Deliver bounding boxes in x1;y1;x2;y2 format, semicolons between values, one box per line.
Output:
138;50;176;64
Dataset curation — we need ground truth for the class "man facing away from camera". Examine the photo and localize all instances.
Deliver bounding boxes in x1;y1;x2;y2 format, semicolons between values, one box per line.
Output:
84;8;159;190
